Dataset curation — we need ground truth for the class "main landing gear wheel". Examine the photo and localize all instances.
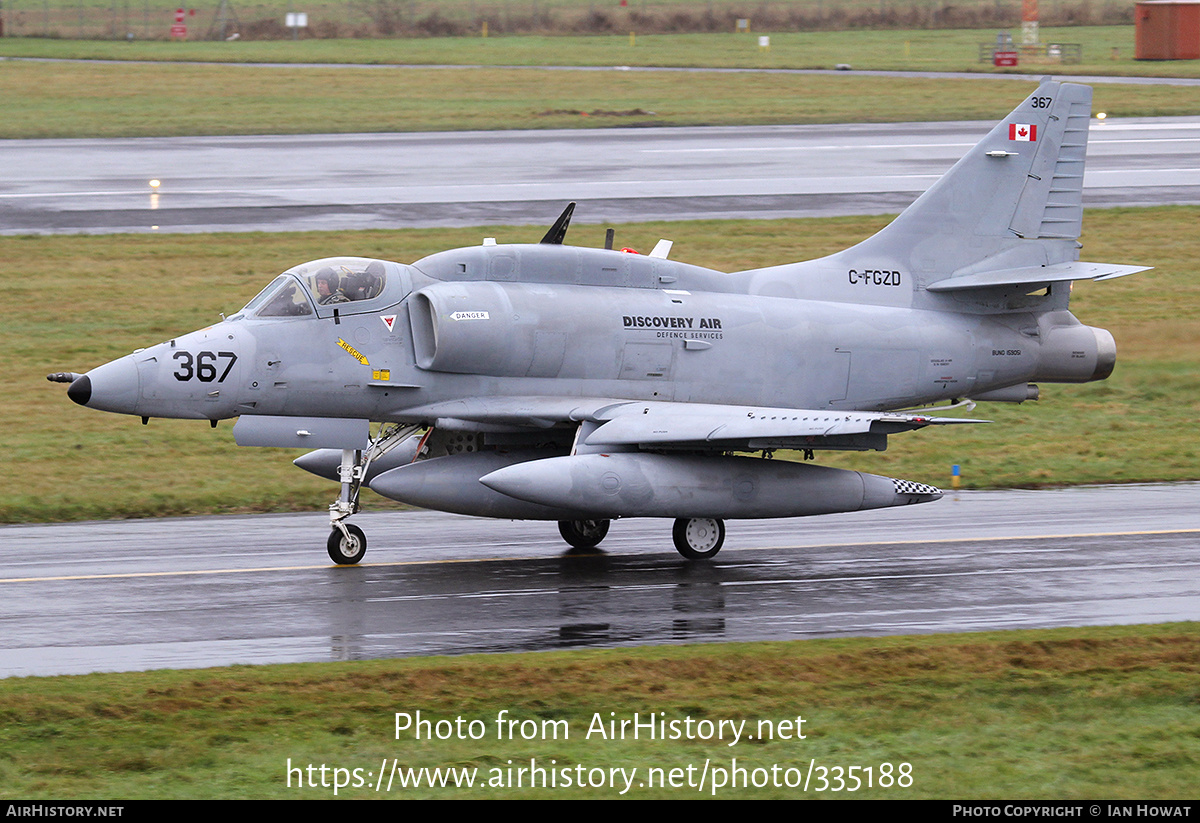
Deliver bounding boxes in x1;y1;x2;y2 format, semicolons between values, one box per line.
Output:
673;517;725;560
558;519;611;549
328;523;367;565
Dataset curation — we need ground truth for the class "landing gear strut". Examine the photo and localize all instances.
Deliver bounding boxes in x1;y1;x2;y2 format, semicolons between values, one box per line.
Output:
672;517;725;560
326;423;421;564
558;519;611;549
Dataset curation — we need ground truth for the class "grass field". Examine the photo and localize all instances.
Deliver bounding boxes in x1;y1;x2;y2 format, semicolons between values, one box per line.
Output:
1;61;1198;140
0;0;1139;40
3;26;1196;76
3;26;1200;139
2;623;1197;798
5;26;1200;140
8;206;1199;523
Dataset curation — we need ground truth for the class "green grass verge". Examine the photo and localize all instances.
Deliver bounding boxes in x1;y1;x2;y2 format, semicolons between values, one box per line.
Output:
1;30;1198;138
0;27;1188;76
8;206;1199;523
2;623;1197;798
0;0;1141;40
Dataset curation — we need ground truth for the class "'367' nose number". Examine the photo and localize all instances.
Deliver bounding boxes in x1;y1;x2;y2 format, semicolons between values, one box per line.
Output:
172;350;238;382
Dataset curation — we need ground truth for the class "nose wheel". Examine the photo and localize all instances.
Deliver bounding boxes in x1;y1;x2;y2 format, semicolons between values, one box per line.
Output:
328;523;367;565
673;517;725;560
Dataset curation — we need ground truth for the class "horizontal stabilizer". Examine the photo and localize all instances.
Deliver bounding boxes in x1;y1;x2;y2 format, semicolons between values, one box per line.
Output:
927;261;1152;292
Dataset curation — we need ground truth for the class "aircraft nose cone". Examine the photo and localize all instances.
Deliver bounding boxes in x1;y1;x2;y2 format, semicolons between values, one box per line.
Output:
78;356;141;414
67;375;92;406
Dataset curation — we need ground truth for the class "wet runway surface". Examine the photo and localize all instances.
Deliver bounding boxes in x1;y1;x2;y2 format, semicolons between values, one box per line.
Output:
3;116;1199;234
3;483;1197;678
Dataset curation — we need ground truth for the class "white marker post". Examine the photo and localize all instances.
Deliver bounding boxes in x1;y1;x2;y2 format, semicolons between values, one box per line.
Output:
285;11;307;41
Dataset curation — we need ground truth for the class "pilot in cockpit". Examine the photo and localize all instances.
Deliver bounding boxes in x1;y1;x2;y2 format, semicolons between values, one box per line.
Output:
314;268;350;305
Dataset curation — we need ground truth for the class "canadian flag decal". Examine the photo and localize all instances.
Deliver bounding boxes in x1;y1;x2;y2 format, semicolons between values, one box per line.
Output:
1009;123;1037;142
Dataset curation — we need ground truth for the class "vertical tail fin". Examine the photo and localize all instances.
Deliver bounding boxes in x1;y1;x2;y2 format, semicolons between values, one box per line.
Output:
837;79;1093;284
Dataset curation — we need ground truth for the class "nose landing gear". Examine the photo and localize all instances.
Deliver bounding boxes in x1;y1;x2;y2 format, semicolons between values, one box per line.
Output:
326;423;422;565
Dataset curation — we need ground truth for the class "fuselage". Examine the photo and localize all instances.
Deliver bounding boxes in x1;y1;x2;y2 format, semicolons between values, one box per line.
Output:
70;243;1113;424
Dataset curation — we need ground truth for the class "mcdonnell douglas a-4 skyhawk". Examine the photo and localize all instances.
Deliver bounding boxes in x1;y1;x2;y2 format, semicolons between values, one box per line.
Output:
52;80;1147;563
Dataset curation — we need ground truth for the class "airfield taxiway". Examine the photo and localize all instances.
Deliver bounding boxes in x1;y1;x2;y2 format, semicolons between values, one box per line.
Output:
2;483;1197;678
3;116;1200;234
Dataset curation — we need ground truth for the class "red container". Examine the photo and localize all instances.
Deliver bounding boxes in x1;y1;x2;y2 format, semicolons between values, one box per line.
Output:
1136;0;1200;60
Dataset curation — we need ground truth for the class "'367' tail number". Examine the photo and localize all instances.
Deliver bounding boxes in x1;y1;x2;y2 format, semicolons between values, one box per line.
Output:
173;350;238;382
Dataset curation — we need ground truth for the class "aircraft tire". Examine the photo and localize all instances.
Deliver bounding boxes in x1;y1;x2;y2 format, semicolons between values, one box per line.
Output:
673;517;725;560
327;524;367;565
557;519;610;549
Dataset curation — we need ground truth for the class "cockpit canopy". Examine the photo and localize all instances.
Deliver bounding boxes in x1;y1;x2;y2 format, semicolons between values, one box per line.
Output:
234;257;412;320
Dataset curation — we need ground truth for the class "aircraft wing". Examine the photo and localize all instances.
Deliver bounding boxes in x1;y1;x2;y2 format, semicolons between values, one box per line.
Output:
396;396;983;452
583;401;982;451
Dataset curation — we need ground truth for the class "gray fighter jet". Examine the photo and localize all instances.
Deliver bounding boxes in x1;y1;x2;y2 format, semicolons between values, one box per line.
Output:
52;79;1147;563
